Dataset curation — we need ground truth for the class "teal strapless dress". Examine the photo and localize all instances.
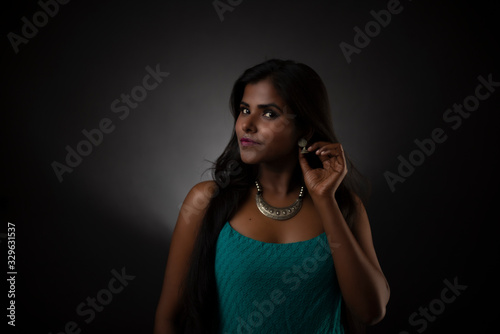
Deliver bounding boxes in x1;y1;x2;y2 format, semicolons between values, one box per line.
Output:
215;222;344;333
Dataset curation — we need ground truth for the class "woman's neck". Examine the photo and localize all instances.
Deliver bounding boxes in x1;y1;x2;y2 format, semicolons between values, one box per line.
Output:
256;157;302;197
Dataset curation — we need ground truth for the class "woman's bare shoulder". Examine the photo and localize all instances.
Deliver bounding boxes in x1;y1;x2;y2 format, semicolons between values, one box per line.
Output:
176;180;217;229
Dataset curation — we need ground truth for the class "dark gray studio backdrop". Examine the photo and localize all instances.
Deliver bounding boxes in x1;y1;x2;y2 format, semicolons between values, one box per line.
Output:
3;0;499;333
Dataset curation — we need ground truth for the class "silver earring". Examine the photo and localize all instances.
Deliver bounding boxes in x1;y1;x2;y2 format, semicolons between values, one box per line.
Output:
298;138;308;154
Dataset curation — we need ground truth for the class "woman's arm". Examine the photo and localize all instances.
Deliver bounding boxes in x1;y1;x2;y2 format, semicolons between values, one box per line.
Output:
312;195;390;325
298;143;390;325
154;181;215;334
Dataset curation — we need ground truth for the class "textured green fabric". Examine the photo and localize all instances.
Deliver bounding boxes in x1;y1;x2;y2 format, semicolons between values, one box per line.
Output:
215;222;344;334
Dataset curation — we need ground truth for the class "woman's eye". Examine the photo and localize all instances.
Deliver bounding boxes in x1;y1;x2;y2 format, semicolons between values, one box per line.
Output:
240;107;250;115
263;110;278;119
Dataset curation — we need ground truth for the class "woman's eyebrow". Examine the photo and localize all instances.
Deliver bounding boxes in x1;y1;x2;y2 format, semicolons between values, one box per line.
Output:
240;101;283;112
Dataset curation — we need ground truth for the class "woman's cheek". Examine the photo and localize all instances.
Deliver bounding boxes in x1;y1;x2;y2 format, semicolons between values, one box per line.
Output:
259;129;275;144
261;120;290;142
269;119;288;135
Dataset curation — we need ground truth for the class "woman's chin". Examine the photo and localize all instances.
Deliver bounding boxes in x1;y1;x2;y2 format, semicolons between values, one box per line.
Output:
239;151;262;165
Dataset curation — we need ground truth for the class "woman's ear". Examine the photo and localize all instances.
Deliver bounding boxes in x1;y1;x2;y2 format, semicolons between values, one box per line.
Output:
303;127;314;142
297;125;314;145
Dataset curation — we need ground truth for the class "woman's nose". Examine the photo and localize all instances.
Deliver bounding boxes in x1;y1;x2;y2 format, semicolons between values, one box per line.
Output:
241;114;257;133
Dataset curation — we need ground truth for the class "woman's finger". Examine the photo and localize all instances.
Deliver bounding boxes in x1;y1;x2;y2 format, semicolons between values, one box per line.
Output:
307;141;330;152
315;144;342;156
298;146;312;174
317;149;338;156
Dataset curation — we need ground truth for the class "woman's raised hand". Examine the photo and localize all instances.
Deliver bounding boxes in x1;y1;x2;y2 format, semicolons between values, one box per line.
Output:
298;142;347;200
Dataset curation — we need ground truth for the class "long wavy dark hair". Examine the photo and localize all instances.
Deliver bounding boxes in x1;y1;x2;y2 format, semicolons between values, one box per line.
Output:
178;59;368;333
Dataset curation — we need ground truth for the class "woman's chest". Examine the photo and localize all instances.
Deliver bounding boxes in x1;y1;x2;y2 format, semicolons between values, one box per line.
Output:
229;194;325;244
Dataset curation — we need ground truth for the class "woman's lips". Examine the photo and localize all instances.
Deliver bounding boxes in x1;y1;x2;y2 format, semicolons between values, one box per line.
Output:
240;138;261;146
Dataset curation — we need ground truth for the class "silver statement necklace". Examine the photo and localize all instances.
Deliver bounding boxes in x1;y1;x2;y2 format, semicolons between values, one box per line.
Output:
255;180;305;220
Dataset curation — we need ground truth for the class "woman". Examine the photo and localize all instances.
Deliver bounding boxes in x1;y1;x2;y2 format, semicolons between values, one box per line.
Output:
154;59;390;333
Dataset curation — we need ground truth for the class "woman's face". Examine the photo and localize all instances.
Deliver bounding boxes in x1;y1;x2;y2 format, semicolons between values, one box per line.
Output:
235;78;300;165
